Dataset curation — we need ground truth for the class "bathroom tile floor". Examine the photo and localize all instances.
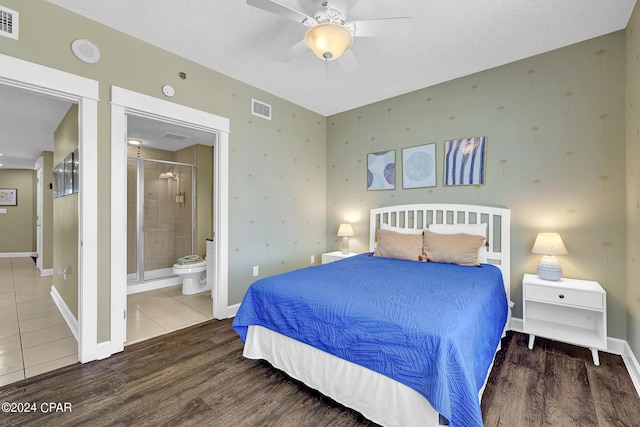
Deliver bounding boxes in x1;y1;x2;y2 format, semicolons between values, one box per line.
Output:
0;257;213;387
126;285;213;345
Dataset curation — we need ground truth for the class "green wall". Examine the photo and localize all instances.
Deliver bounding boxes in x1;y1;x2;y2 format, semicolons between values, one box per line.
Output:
1;0;635;357
53;104;79;318
626;4;640;364
0;169;36;253
0;0;326;342
326;32;628;340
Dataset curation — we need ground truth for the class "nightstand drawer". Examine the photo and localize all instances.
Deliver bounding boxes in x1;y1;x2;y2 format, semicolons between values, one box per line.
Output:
526;285;603;310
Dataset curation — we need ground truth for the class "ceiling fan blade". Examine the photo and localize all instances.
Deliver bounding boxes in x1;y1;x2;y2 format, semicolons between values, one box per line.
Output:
275;40;308;62
247;0;316;26
350;17;411;38
337;49;361;73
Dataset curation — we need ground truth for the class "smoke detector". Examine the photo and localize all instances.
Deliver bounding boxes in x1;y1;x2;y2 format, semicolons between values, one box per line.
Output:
71;39;101;64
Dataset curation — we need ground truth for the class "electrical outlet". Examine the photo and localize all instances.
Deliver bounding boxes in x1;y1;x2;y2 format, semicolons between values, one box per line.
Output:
310;255;315;264
253;266;259;277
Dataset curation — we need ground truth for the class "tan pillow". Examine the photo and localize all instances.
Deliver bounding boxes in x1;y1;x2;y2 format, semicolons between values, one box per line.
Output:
422;230;485;266
374;228;423;261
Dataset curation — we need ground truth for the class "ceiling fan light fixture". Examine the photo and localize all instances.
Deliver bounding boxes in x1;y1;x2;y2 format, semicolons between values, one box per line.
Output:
304;22;353;61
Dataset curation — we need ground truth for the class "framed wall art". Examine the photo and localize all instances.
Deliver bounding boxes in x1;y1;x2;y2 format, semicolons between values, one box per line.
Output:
444;136;487;186
0;188;17;206
367;150;395;191
402;143;436;189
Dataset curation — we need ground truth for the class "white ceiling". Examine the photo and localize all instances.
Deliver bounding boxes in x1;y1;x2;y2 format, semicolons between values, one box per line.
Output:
1;0;636;170
46;0;636;116
0;85;72;170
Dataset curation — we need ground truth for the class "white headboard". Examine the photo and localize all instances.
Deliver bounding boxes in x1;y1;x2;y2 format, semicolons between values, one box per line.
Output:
370;203;511;300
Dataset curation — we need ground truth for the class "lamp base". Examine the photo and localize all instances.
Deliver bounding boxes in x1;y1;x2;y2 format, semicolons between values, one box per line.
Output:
537;255;562;281
341;236;350;255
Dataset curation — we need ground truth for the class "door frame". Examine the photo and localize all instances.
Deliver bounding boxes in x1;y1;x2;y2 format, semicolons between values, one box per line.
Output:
0;54;99;363
35;156;44;273
109;86;230;355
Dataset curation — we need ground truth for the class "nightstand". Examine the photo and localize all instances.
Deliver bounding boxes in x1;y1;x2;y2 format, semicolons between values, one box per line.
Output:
321;251;359;264
522;273;607;365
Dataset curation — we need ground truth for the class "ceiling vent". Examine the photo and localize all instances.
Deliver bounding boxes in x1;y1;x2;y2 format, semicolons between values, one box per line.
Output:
161;132;191;141
0;5;18;40
252;98;272;120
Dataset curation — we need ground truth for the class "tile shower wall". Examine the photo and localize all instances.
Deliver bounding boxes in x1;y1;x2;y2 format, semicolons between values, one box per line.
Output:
326;32;627;340
126;146;197;276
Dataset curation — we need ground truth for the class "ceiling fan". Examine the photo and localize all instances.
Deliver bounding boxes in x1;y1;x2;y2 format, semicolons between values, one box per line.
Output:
246;0;411;71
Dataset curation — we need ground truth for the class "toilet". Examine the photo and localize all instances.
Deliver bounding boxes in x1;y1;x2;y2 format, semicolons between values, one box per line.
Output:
172;258;208;295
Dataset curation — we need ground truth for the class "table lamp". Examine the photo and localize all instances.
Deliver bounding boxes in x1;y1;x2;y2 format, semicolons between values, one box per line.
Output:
531;232;568;281
337;223;354;255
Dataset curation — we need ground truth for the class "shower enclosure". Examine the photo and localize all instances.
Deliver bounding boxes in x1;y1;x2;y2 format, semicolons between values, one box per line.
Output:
127;157;195;293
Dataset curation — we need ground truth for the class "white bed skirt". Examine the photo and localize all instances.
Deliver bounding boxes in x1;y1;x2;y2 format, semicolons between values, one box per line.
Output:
244;325;447;427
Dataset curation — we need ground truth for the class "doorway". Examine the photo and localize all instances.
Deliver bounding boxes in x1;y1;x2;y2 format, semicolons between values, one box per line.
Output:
0;54;99;363
110;86;230;355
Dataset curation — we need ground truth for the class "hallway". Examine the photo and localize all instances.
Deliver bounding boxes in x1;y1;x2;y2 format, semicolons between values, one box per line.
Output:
0;257;76;386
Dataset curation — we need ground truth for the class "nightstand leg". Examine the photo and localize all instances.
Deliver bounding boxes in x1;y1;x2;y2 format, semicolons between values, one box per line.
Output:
528;334;535;350
590;348;600;366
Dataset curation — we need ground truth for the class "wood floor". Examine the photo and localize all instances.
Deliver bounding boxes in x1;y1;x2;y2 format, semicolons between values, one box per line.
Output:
1;319;639;426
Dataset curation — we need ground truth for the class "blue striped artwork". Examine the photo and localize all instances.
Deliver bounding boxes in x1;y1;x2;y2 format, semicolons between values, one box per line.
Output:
444;137;487;185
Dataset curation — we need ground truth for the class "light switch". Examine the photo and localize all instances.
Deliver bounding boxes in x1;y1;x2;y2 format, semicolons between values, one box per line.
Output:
0;209;6;214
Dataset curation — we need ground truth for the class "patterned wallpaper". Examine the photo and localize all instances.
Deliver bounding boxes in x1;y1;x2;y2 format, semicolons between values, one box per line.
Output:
227;103;327;303
626;5;640;362
326;32;628;339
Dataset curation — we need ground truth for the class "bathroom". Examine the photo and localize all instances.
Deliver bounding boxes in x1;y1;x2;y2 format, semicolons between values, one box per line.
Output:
125;115;215;344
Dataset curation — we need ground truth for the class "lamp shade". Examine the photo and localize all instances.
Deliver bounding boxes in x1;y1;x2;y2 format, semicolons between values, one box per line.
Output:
337;223;354;237
531;233;568;255
304;22;353;61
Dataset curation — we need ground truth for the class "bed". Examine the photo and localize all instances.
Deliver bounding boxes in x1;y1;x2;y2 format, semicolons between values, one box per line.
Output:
233;203;511;427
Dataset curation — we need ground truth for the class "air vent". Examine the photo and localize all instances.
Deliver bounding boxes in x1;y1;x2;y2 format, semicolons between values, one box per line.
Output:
252;98;272;120
161;132;191;141
0;5;18;40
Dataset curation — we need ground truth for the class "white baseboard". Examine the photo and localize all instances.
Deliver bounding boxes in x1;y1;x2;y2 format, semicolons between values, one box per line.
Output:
0;252;37;258
510;317;523;332
227;303;240;318
39;268;53;277
50;285;79;341
622;341;640;397
510;317;640;398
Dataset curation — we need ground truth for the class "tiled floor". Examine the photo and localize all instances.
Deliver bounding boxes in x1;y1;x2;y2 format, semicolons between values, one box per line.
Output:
126;285;213;345
0;257;77;387
0;257;213;387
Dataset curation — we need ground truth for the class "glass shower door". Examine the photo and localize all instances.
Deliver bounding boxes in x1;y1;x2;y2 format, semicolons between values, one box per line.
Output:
127;158;195;284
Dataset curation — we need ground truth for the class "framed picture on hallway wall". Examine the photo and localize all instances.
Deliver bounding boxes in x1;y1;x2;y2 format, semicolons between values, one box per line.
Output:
444;136;487;186
0;188;17;206
402;143;436;189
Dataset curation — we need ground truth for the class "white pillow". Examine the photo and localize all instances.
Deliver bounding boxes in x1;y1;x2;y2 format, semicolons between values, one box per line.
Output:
380;222;424;235
428;223;488;263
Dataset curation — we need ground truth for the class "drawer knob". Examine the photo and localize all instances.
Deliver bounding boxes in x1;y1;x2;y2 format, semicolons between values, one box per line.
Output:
558;294;565;299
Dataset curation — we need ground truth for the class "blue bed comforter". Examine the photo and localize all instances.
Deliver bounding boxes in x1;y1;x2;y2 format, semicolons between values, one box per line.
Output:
232;254;508;427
